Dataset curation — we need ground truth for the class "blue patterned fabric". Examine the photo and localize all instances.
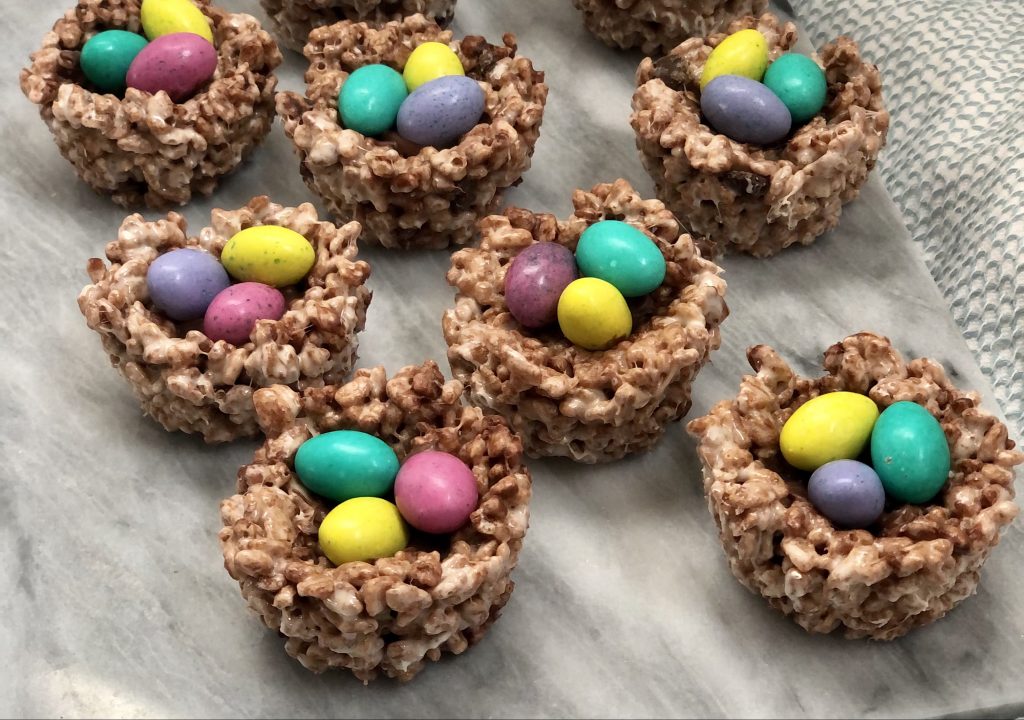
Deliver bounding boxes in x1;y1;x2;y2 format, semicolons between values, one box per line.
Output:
790;0;1023;439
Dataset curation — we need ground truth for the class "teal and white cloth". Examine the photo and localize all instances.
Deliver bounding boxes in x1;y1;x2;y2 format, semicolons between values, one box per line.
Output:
791;0;1023;439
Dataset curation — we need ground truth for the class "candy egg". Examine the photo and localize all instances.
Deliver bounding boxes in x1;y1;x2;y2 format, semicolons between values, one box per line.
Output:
126;32;217;103
80;30;149;94
403;41;464;91
396;75;486;148
146;248;230;320
700;29;768;89
557;277;632;351
763;53;828;125
701;75;792;145
779;391;879;471
395;450;479;534
220;225;315;288
808;460;886;528
575;220;666;297
505;242;579;328
318;497;409;566
870;401;951;504
338;64;408;137
294;430;400;503
203;282;286;345
140;0;214;44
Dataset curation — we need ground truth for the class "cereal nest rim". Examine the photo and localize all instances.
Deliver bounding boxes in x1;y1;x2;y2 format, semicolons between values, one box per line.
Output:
77;196;371;442
276;14;548;249
572;0;768;56
687;332;1022;639
19;0;282;208
258;0;457;53
631;13;890;257
219;361;532;681
443;177;728;463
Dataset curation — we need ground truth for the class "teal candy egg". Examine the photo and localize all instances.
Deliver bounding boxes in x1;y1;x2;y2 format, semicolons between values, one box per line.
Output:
870;401;951;504
338;64;408;137
763;53;827;125
575;220;666;297
294;430;400;503
80;30;149;94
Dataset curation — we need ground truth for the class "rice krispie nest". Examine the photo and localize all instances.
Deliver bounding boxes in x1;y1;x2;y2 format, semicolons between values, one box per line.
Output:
443;178;728;463
78;196;371;442
219;362;532;681
259;0;457;53
277;14;548;249
572;0;768;57
687;333;1022;639
19;0;281;209
631;13;890;258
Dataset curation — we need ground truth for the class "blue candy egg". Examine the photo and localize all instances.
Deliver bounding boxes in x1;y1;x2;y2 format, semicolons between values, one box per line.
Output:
396;74;486;148
763;53;828;125
701;74;792;145
575;220;666;297
338;64;407;137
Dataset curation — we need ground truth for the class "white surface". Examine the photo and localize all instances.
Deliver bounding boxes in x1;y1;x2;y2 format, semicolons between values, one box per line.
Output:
1;1;1021;718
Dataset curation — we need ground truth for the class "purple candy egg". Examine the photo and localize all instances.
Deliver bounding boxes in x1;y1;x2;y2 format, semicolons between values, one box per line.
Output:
505;242;579;328
701;74;792;145
126;32;217;103
394;450;479;534
203;282;286;346
396;74;486;148
808;459;886;528
146;248;231;321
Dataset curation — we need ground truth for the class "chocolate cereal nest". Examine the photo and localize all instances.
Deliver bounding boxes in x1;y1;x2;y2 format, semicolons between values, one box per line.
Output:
631;14;890;257
277;14;548;249
219;362;532;681
687;333;1022;639
20;0;281;209
443;178;728;463
573;0;768;57
78;197;371;442
259;0;457;53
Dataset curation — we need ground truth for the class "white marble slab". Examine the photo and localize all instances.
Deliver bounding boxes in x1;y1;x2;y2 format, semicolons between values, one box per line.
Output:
1;0;1021;718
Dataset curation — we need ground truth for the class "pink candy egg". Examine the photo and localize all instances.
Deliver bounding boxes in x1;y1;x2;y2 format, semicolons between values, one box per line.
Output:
394;450;479;534
126;32;217;102
203;281;285;345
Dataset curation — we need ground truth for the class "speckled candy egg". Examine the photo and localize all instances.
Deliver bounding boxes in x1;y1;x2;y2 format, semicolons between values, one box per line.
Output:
403;41;464;91
220;225;315;288
700;29;768;89
701;75;792;145
763;53;828;125
396;75;486;148
575;220;666;297
779;391;879;471
126;32;217;103
203;282;286;345
146;247;230;321
557;277;632;351
808;459;886;528
294;430;400;503
80;30;149;94
140;0;214;44
505;242;579;328
338;64;408;137
870;401;951;504
394;450;478;534
318;497;409;566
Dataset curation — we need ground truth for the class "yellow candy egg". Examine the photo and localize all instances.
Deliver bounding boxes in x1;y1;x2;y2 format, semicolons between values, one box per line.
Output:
557;277;632;351
403;41;465;91
700;29;768;90
141;0;214;44
779;391;880;471
220;225;315;288
318;497;409;566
